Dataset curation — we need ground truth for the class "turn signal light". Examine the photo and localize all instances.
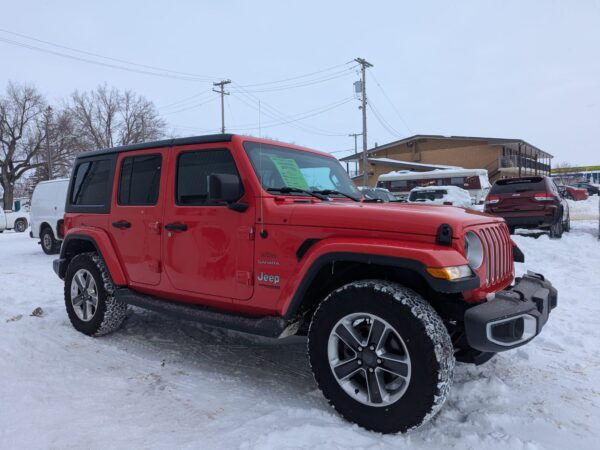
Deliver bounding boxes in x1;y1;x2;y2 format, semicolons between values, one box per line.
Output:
426;265;473;281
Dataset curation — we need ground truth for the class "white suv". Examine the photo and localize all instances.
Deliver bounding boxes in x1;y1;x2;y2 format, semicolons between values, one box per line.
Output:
29;178;69;254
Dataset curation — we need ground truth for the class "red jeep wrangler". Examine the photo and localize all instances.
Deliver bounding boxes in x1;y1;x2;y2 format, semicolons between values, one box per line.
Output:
54;134;557;433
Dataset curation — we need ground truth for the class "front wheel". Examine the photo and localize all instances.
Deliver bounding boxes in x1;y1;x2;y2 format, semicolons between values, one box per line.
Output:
308;280;455;434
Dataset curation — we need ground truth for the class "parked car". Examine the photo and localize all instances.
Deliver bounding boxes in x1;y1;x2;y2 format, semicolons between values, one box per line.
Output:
571;182;600;196
557;184;588;201
484;176;570;238
358;186;400;202
0;204;29;233
407;185;474;209
53;134;556;434
29;178;69;254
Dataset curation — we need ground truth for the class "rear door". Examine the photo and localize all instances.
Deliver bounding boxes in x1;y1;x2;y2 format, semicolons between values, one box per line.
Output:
161;145;255;302
110;149;166;286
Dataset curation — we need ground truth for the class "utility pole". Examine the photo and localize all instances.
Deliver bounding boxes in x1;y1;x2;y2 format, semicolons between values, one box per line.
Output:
349;132;362;176
355;58;373;186
213;79;231;133
44;106;53;180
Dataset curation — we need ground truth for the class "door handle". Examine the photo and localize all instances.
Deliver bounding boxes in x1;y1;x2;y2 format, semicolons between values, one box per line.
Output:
112;220;131;229
165;223;188;232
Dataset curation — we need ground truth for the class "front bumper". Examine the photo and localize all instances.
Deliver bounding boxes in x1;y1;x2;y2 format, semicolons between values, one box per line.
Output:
464;271;557;352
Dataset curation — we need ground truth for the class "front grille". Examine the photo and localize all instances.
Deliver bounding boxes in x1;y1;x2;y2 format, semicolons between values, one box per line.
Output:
476;223;513;287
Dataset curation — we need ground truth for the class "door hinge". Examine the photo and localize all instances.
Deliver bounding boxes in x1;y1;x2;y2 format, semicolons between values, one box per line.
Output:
237;226;254;241
236;270;253;286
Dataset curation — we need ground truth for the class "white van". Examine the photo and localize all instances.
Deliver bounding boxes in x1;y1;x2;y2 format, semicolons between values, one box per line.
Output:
29;178;69;254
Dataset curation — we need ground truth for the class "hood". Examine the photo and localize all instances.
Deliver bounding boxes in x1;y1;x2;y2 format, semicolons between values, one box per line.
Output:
288;201;503;237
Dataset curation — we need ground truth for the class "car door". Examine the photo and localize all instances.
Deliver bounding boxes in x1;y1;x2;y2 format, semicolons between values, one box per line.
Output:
162;145;255;302
110;149;166;286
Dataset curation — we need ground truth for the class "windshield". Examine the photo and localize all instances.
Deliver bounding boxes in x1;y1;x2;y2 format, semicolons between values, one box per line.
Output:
244;142;360;198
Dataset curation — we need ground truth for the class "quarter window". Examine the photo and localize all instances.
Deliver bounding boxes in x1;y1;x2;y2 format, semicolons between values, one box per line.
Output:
176;149;241;205
70;159;112;207
118;154;162;205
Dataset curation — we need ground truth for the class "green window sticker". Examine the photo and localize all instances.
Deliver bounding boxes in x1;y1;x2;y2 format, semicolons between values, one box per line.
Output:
270;156;310;190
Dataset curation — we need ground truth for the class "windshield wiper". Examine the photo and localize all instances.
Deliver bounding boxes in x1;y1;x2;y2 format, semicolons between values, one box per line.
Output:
311;189;360;202
267;187;329;201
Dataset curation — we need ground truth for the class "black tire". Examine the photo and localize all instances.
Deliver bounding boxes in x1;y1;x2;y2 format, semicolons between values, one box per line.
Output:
65;252;127;336
308;280;454;434
549;216;564;239
40;227;61;254
508;226;516;235
563;210;571;232
14;218;27;233
565;192;573;200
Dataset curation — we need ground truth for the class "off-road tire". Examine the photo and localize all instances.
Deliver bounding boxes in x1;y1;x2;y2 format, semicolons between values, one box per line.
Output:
65;252;127;336
40;227;60;254
549;216;564;239
14;218;28;233
308;280;455;434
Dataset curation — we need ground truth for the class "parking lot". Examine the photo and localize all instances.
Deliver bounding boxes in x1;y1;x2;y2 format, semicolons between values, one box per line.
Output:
1;198;599;449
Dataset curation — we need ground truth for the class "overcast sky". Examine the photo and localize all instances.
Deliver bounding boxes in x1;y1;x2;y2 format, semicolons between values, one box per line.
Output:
1;0;599;165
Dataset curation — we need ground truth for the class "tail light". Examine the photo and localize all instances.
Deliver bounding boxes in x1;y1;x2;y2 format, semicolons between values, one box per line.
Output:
534;192;555;201
443;201;453;206
485;195;500;205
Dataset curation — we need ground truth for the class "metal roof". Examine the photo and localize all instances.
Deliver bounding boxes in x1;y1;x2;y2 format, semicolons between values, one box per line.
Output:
339;134;553;161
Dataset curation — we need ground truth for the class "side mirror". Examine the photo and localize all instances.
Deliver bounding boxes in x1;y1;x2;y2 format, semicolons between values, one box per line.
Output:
207;173;242;203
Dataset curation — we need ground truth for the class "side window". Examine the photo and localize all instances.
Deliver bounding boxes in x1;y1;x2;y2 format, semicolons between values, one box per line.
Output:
118;154;162;205
176;149;241;205
70;159;112;207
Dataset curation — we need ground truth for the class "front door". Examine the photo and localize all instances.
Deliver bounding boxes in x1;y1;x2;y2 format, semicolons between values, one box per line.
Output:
162;146;254;302
110;149;166;286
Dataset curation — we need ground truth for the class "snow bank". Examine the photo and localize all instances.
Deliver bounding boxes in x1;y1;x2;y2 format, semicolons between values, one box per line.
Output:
1;205;599;448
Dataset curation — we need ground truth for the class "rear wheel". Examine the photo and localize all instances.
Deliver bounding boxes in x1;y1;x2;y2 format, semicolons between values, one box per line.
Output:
65;252;127;336
40;227;60;254
563;209;571;232
549;216;564;239
308;280;454;434
14;218;27;232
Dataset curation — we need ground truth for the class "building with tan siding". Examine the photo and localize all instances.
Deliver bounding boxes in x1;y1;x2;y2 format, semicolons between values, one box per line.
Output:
340;135;553;187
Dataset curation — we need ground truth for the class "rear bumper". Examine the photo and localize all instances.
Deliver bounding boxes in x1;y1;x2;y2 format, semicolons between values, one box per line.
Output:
502;215;556;228
464;271;557;352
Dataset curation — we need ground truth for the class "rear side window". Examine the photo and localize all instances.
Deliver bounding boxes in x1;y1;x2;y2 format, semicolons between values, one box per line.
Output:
490;177;546;194
409;189;447;201
70;159;112;207
176;149;241;205
118;154;162;205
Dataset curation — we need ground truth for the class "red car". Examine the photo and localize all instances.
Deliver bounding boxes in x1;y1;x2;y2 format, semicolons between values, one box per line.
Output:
558;184;589;201
53;134;557;433
484;176;570;238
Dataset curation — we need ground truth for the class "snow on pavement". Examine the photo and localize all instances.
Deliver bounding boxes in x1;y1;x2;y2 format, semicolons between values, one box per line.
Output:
0;198;599;449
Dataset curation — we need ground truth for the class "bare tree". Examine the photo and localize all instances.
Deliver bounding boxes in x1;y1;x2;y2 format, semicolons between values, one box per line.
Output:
0;82;46;209
69;85;165;151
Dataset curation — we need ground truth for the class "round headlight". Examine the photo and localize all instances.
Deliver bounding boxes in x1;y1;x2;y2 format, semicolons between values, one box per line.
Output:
464;231;484;269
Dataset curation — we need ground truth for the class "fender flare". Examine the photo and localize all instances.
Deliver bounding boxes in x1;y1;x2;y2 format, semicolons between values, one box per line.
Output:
57;228;127;285
281;238;479;319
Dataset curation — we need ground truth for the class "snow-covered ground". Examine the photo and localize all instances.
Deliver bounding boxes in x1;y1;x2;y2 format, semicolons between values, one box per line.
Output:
0;199;599;450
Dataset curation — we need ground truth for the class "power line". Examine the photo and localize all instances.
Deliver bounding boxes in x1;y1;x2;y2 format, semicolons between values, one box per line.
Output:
236;61;354;88
0;28;220;81
158;90;213;111
367;68;413;134
230;67;357;93
368;101;404;138
231;83;350;136
160;96;218;115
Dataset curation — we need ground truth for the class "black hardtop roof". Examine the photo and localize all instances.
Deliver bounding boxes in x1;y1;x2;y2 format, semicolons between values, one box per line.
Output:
76;134;234;159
